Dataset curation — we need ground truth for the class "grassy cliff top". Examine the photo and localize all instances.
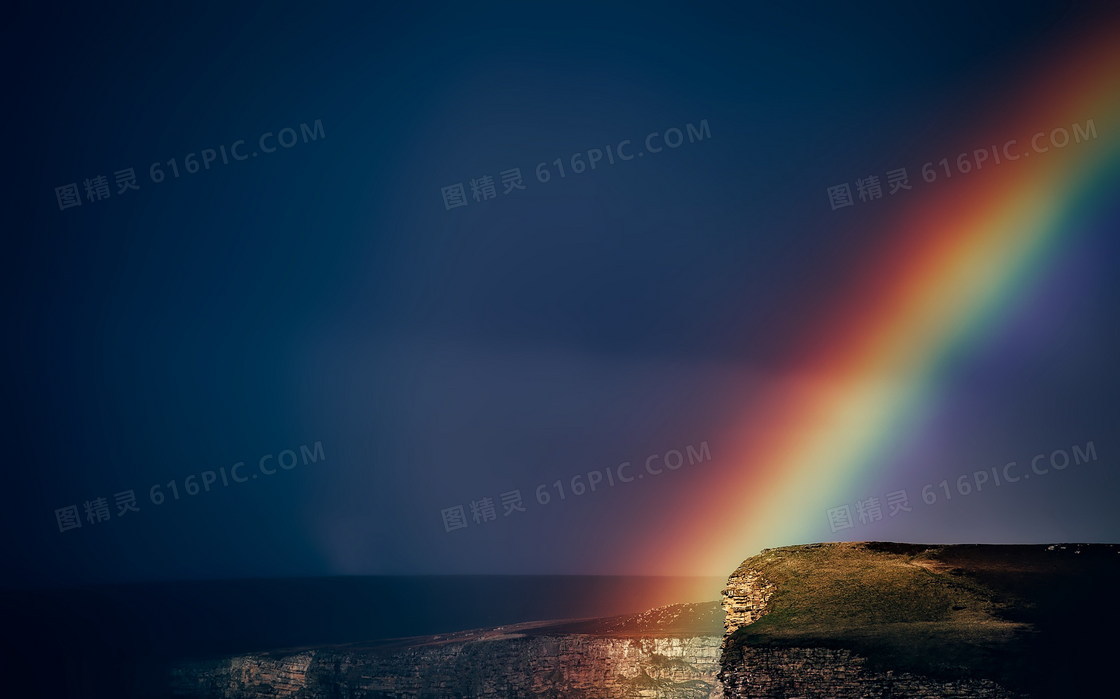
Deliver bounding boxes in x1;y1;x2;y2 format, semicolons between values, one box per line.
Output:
726;542;1120;694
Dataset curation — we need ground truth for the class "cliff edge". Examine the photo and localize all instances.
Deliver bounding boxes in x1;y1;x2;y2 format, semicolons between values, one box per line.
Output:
168;602;726;698
719;542;1120;698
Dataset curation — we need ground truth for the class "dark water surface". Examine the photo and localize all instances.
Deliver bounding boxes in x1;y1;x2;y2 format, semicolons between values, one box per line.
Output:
3;576;722;697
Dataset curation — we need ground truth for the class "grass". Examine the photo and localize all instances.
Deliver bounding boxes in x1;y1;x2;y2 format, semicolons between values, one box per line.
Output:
724;542;1120;695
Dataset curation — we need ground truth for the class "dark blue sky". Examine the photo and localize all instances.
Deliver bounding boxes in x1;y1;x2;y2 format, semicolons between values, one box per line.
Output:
5;1;1118;585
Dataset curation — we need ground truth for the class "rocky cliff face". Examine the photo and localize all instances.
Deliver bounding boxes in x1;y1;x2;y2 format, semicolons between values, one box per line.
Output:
167;603;725;698
719;645;1015;698
719;568;773;636
163;542;1120;697
718;542;1120;698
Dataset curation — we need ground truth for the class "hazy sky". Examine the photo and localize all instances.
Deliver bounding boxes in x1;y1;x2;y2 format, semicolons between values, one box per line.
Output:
5;1;1118;585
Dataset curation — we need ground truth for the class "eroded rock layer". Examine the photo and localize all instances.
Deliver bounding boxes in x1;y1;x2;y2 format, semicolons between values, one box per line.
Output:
718;542;1120;698
168;603;725;698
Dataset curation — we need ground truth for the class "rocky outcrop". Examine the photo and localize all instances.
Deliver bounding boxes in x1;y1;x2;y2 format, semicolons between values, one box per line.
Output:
717;542;1120;698
720;646;1015;698
161;542;1120;697
168;603;725;698
719;568;774;635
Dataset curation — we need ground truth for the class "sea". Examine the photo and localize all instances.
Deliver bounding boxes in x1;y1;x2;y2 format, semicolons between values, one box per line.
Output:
2;575;724;697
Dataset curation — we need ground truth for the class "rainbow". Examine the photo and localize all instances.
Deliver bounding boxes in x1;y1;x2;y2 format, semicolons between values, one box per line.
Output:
626;23;1120;587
